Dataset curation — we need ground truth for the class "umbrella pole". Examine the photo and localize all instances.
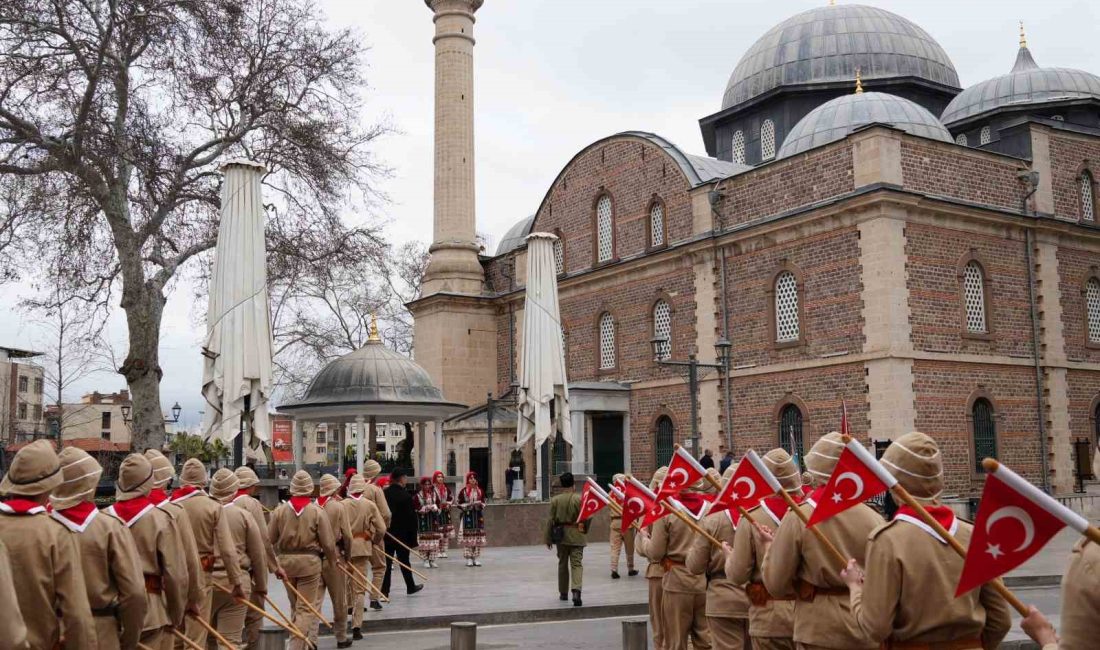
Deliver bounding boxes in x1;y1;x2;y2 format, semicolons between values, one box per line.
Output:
233;395;249;467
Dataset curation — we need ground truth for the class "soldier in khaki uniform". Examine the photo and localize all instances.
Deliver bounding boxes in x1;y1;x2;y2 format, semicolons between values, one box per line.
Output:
608;473;637;579
637;467;668;650
726;448;802;650
344;473;387;638
269;471;339;650
233;465;285;646
636;475;712;650
362;459;392;598
207;469;268;647
544;472;587;606
763;432;882;650
171;458;245;645
0;439;94;649
50;447;147;650
144;449;204;626
687;465;749;650
841;432;1011;649
0;538;27;650
107;453;187;650
318;473;354;648
1020;539;1100;650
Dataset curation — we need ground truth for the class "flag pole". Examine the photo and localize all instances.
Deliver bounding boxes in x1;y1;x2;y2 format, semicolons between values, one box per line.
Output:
666;503;725;548
983;458;1100;546
607;498;645;533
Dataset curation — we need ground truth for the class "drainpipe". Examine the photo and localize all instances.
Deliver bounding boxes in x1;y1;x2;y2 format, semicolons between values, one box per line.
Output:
709;179;734;453
1021;171;1051;492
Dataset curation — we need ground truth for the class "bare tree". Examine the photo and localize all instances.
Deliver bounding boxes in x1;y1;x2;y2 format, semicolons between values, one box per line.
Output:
0;0;389;449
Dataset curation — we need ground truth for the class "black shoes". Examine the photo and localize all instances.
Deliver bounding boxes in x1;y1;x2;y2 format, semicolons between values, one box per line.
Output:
572;589;582;607
407;584;424;595
347;607;353;615
559;592;568;601
337;641;353;649
370;600;383;610
611;570;620;579
627;569;639;577
352;627;363;640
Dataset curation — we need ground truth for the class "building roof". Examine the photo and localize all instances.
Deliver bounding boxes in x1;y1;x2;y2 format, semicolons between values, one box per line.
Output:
941;44;1100;126
778;91;953;159
723;4;959;111
0;346;44;359
495;215;536;256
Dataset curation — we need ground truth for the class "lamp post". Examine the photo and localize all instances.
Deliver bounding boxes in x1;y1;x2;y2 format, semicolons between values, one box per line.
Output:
650;336;732;457
121;402;182;451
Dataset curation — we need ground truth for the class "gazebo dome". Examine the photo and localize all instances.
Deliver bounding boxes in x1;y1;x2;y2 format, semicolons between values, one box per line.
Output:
777;91;952;159
723;4;959;110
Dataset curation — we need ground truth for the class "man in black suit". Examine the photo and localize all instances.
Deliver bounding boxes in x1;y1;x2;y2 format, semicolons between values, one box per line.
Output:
382;468;423;596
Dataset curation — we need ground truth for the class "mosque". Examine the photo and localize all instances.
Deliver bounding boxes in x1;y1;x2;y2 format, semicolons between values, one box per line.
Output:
409;0;1100;497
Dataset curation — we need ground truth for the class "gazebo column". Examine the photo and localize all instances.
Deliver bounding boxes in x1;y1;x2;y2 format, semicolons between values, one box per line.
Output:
417;422;427;474
356;415;366;473
293;419;304;472
338;422;346;471
434;418;444;472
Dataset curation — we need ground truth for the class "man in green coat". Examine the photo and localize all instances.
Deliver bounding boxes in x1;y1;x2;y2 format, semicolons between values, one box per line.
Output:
545;472;587;606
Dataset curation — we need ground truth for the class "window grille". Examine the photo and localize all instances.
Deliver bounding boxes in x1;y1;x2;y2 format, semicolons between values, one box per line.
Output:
599;313;615;369
732;130;746;164
655;416;675;466
553;237;565;274
653;300;672;360
972;398;997;471
774;271;799;342
596;196;613;263
980;126;991;145
560;324;568;358
778;404;805;466
955;133;968;146
1052;115;1065;121
761;119;776;161
964;262;988;333
17;376;27;392
650;202;665;247
1081;172;1095;221
1087;278;1100;343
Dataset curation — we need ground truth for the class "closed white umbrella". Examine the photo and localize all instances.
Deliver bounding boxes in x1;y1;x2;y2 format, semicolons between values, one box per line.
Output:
516;232;571;449
201;159;273;448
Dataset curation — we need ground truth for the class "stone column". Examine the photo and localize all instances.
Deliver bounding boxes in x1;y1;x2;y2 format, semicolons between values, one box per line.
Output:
435;418;445;471
356;415;366;474
421;0;486;295
337;423;346;471
570;410;586;473
293;419;304;472
417;422;427;475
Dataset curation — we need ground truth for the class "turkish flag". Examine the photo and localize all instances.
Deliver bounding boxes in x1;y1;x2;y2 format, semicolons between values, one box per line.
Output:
807;444;891;527
708;453;774;517
622;477;659;532
956;472;1066;596
577;478;610;524
657;446;707;499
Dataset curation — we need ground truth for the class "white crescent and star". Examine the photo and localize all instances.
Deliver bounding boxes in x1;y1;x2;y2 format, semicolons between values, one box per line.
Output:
668;467;690;487
985;506;1036;553
625;497;646;517
834;472;865;501
733;477;755;499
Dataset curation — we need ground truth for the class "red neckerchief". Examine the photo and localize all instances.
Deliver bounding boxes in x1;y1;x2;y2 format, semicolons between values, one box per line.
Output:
894;504;957;544
148;488;169;505
759;493;802;526
170;485;203;502
0;498;47;515
289;496;312;516
52;501;98;532
234;488;251;501
801;485;814;497
347;492;363;500
806;486;827;508
109;496;154;527
317;495;331;508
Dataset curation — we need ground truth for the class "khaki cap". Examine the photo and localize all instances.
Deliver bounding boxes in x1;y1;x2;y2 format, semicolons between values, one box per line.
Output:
363;459;382;479
650;466;668;492
179;458;208;487
881;431;943;501
290;470;314;497
0;439;63;497
235;466;260;489
319;473;340;497
763;448;803;493
116;454;156;500
50;447;103;510
348;474;367;495
144;449;176;488
210;468;240;503
805;432;846;486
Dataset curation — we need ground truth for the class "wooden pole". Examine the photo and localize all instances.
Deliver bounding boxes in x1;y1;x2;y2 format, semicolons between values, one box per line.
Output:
282;578;333;628
346;559;390;602
340;562;389;603
138;643;156;650
169;629;205;650
262;593;304;638
214;584;309;643
775;488;849;570
385;531;426;561
667;503;724;548
187;612;235;650
889;484;1029;616
606;499;644;533
383;549;430;581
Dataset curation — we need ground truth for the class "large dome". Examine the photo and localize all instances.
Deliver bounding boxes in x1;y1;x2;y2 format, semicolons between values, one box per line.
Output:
778;91;952;159
723;4;959;110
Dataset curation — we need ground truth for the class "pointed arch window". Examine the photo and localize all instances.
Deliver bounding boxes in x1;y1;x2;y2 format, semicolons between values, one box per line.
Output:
971;397;997;472
732;130;746;165
761;119;776;161
1080;171;1095;222
980;126;991;145
598;312;616;370
653;300;672;361
552;234;565;275
655;416;675;466
778;404;804;464
649;201;666;248
955;133;968;146
963;261;989;334
596;195;614;264
1086;277;1100;344
774;270;800;343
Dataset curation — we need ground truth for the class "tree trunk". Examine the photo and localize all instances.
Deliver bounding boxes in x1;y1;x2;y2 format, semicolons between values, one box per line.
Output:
120;287;167;452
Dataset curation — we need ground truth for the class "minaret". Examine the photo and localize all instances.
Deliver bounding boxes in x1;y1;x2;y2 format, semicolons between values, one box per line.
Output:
422;0;485;296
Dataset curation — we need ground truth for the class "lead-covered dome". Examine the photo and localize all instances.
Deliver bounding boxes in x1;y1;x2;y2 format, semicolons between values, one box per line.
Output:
723;4;959;110
778;91;952;158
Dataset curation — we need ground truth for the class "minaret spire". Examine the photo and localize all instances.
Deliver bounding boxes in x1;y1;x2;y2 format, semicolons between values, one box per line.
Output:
1019;20;1027;49
855;67;863;94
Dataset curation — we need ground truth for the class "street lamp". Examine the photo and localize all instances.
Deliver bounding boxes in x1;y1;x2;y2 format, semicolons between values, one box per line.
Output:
651;335;732;457
120;402;182;424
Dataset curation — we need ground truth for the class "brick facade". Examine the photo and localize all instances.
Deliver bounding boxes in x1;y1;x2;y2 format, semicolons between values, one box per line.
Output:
1048;132;1100;221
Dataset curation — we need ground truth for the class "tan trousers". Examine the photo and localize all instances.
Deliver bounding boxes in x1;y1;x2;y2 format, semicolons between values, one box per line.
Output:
142;626;173;650
609;525;635;572
349;556;370;629
753;638;795;650
322;561;349;642
182;581;214;647
286;573;325;650
93;616;121;650
210;580;251;647
649;577;666;650
662;590;711;650
709;616;749;650
371;545;386;594
242;590;264;648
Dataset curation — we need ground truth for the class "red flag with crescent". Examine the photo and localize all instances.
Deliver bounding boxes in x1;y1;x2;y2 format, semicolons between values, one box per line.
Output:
622;477;659;532
956;464;1084;596
707;451;774;518
657;446;707;499
807;440;892;527
577;478;610;524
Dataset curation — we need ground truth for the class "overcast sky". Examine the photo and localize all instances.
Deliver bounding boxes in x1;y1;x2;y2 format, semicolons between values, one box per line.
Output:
3;0;1098;426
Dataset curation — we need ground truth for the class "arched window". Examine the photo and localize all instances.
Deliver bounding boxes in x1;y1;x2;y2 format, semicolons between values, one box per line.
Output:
963;261;988;334
598;312;616;370
732;130;746;165
655;416;675;466
1086;277;1100;343
971;397;997;471
596;195;614;264
1080;172;1095;222
761;119;776;161
778;404;804;464
774;271;799;343
649;201;665;248
980;126;991;145
552;236;565;275
955;133;968;146
653;300;672;361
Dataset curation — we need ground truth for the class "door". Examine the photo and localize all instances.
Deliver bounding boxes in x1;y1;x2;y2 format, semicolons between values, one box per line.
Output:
591;414;624;488
469;447;489;490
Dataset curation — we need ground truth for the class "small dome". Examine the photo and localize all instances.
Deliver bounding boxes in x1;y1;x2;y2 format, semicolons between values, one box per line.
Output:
941;45;1100;125
778;91;952;159
723;4;959;110
495;215;535;257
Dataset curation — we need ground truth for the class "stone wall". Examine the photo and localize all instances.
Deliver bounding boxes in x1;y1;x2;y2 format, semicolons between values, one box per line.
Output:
481;501;611;547
899;139;1026;211
1058;245;1100;363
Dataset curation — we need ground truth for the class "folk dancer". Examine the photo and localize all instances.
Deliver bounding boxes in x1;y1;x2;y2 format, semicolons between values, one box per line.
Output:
208;469;268;648
318;473;354;648
382;469;423;596
763;432;883;650
344;474;387;637
268;470;340;650
726;449;803;650
107;453;187;650
50;447;147;650
171;458;245;646
0;439;94;649
457;471;486;566
608;473;637;579
144;449;205;622
840;432;1011;650
433;470;455;558
1020;538;1100;650
544;472;587;607
233;465;286;647
413;476;443;568
362;459;392;599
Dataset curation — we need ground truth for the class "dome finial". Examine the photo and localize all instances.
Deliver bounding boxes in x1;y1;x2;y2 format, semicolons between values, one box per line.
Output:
368;313;381;343
855;66;863;94
829;0;836;6
1019;20;1027;49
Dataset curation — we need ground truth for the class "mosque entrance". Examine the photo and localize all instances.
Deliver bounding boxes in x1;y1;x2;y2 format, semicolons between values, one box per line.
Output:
591;413;625;488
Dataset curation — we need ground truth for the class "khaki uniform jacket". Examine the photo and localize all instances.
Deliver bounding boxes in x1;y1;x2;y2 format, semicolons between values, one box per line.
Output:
631;522;666;580
344;494;386;559
1047;539;1099;650
686;511;749;619
763;500;882;648
268;502;339;578
215;504;268;594
850;518;1011;648
176;492;245;588
107;506;187;632
726;503;795;638
233;493;280;574
156;498;204;606
321;498;354;561
636;514;705;595
366;483;392;527
544;492;586;546
0;539;27;650
53;509;148;648
0;511;93;649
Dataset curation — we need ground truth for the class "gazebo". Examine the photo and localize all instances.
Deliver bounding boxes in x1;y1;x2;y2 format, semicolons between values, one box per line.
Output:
278;320;466;474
